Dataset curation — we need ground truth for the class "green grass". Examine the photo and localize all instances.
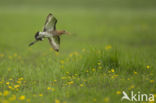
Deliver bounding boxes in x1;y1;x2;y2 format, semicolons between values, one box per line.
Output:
0;1;156;103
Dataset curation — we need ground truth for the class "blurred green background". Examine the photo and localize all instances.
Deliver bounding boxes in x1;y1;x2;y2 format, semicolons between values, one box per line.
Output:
0;0;156;54
0;0;156;103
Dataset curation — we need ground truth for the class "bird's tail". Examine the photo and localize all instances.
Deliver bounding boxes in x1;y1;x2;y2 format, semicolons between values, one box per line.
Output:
28;40;38;46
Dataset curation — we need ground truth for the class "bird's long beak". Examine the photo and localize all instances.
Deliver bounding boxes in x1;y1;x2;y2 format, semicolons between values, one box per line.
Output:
28;40;38;46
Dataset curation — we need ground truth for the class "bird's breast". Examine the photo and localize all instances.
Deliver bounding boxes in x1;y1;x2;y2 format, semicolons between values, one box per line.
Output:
48;31;57;36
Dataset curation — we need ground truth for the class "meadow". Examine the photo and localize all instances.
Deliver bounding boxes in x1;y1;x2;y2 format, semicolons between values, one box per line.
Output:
0;0;156;103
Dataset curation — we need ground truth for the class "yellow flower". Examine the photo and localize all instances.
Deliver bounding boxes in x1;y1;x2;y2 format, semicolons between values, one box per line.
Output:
104;97;110;102
150;80;154;83
47;87;51;90
69;53;73;57
14;85;20;88
146;65;150;69
97;62;101;65
0;92;2;96
93;98;96;102
13;53;17;57
111;69;115;73
111;76;114;79
51;88;55;92
19;95;25;100
6;82;10;85
9;95;16;101
92;68;96;72
68;81;74;85
8;86;12;89
16;81;21;84
18;77;24;81
129;85;135;89
55;99;60;103
16;88;19;91
80;84;84;87
105;45;112;50
8;68;11;72
39;94;43;96
98;66;102;69
116;91;121;95
3;90;9;96
9;78;13;81
83;80;87;82
60;60;64;64
61;77;66;80
54;80;57;82
134;71;137;75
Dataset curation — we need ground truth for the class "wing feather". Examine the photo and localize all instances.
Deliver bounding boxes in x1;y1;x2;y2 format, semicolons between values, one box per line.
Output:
48;36;60;52
43;13;57;32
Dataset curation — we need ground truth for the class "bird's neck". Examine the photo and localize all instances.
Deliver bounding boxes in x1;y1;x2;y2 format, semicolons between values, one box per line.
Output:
39;32;51;38
56;30;64;35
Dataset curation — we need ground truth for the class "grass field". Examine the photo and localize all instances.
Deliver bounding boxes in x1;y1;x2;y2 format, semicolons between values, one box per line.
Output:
0;0;156;103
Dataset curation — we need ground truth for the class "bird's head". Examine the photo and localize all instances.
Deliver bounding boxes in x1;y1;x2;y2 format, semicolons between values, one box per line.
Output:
35;31;43;41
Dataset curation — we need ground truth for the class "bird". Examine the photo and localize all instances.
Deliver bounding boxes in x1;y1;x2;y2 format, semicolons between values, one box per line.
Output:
29;13;69;52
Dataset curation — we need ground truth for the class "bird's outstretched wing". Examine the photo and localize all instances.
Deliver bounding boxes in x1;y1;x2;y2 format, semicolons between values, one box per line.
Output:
44;13;60;52
48;36;60;52
43;13;57;32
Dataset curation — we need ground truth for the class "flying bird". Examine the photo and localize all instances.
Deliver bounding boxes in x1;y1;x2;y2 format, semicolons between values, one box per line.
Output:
29;13;69;52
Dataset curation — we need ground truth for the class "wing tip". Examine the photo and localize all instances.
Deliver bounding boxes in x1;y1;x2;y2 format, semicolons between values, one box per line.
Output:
49;13;53;16
55;49;59;52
